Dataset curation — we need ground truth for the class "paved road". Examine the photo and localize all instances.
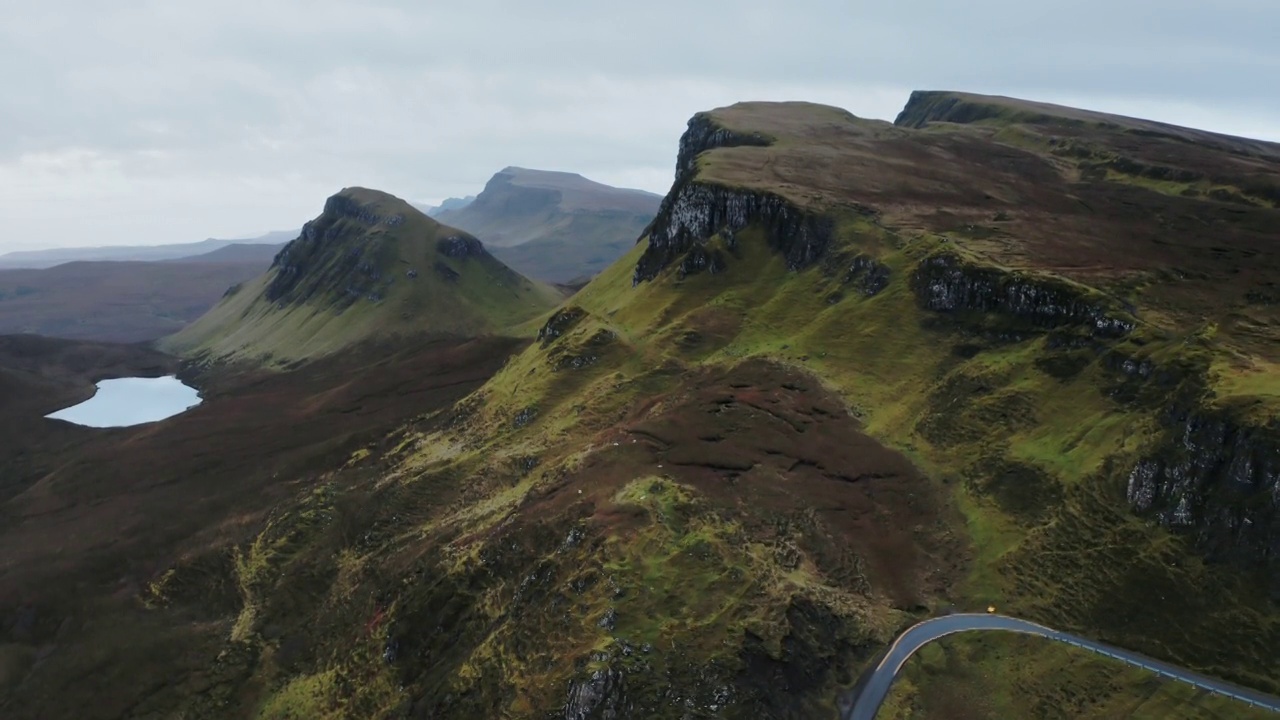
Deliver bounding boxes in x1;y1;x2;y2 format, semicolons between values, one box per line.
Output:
836;613;1280;719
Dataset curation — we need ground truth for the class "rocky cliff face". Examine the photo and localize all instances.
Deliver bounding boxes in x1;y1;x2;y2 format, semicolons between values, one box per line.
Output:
911;253;1136;337
670;115;771;179
266;191;485;310
893;90;1053;130
320;193;406;227
1127;405;1280;596
911;249;1278;588
635;104;1280;599
268;195;395;308
437;234;486;259
634;115;834;284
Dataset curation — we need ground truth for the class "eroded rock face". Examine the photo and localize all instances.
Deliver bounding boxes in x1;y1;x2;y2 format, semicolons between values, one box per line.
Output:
634;114;833;284
844;255;891;296
437;235;485;258
267;218;363;306
635;182;834;284
265;194;410;307
672;114;771;179
562;667;629;720
911;253;1134;337
263;193;488;311
539;307;587;347
1126;407;1280;595
677;244;728;279
322;194;405;226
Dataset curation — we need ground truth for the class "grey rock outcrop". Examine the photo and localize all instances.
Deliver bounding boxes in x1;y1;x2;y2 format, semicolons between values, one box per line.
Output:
322;193;404;227
1126;406;1280;595
634;114;834;284
437;234;486;259
563;667;630;720
671;115;770;179
538;307;587;347
844;254;891;296
911;253;1134;337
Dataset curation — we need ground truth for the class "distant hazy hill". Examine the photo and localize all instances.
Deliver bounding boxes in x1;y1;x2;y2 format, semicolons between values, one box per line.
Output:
435;167;661;282
166;241;288;264
0;230;297;269
0;260;269;342
414;195;476;217
163;187;563;364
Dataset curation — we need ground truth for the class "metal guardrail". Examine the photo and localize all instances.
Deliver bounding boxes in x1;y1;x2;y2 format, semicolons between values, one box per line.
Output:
1056;637;1275;710
839;614;1280;718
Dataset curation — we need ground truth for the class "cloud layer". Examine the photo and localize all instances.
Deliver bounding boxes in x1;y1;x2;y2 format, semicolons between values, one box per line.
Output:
2;1;1277;250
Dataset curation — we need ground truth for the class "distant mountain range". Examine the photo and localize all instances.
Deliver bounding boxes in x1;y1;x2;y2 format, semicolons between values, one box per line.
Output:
0;168;660;344
0;230;298;269
6;92;1280;720
435;167;661;282
160;242;285;265
413;195;476;217
0;259;269;343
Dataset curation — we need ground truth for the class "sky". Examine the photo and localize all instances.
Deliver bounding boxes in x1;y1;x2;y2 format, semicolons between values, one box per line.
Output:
2;1;1278;252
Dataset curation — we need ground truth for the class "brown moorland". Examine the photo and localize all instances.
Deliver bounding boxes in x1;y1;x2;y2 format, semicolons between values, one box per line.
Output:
3;91;1279;719
0;260;269;343
0;334;524;718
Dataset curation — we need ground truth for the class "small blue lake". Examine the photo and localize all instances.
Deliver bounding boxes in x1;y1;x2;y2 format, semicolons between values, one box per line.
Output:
45;376;203;428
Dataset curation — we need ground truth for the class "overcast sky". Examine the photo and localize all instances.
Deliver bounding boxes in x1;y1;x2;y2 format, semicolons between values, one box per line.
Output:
2;1;1277;252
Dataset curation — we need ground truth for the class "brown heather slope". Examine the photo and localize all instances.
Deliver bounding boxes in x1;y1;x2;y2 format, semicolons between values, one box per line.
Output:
2;93;1279;720
0;260;269;342
0;334;524;719
0;334;177;505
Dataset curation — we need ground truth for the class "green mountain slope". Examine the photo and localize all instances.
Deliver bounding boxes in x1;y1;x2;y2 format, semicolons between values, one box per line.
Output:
14;95;1279;719
162;187;563;364
437;167;661;283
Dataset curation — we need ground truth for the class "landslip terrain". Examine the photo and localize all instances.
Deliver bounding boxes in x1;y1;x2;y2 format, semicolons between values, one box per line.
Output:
2;91;1278;719
0;260;270;343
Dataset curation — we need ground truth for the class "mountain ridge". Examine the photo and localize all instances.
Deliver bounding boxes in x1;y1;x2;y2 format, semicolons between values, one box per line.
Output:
137;93;1276;717
0;231;297;269
162;187;561;364
895;90;1280;158
0;259;268;342
4;91;1279;720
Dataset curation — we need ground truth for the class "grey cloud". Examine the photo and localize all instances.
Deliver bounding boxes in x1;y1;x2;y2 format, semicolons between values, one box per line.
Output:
0;1;1276;251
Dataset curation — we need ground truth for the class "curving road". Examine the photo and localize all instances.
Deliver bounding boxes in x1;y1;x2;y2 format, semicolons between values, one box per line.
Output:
836;613;1280;719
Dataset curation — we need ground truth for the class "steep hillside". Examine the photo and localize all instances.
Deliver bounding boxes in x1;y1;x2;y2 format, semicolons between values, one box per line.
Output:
4;95;1279;720
162;188;562;364
0;260;268;342
436;167;661;282
0;335;524;720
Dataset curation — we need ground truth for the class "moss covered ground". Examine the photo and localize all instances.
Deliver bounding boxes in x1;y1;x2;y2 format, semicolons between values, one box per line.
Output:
24;97;1277;719
202;200;1278;718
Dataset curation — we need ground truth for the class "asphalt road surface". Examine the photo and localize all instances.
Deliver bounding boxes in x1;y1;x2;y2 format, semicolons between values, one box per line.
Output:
837;613;1280;719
